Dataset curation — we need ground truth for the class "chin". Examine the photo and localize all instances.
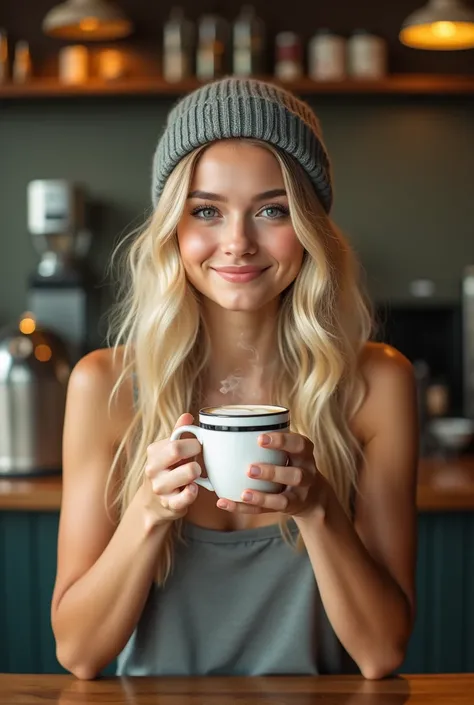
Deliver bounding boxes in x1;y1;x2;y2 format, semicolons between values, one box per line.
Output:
213;293;275;312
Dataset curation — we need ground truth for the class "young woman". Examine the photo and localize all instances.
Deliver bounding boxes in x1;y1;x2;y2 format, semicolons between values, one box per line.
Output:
51;77;418;680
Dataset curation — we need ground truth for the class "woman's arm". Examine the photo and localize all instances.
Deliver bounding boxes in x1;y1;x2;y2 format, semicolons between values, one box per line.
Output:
295;345;418;679
51;350;200;680
51;350;170;679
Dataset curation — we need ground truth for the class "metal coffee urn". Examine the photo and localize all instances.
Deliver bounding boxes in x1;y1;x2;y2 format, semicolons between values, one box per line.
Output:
0;315;72;476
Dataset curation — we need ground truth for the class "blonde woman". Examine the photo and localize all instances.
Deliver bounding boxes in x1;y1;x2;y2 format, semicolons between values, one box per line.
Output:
51;78;418;680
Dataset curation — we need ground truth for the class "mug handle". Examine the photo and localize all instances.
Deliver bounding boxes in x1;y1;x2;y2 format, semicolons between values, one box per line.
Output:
170;425;214;493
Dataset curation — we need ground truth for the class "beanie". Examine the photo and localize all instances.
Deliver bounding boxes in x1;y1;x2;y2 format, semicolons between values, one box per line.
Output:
152;76;333;213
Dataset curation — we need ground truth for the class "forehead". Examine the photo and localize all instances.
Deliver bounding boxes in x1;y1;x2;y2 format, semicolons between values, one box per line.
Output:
190;140;285;192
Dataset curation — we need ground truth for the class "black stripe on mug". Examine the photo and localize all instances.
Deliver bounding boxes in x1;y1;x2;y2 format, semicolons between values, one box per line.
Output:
199;421;289;432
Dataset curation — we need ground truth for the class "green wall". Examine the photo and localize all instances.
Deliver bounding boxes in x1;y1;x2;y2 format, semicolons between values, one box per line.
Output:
1;95;474;343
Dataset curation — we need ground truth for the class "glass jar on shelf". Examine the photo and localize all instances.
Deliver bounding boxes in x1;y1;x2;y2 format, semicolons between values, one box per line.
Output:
163;6;194;83
274;31;303;82
196;14;228;81
233;5;265;77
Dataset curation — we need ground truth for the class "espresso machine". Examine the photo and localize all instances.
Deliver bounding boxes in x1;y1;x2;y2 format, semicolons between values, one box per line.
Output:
27;179;93;363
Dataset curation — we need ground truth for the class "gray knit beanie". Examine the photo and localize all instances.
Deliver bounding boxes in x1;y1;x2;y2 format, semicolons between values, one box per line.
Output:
152;77;333;213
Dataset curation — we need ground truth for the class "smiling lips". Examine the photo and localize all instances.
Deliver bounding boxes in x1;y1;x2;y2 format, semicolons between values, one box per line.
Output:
211;266;269;283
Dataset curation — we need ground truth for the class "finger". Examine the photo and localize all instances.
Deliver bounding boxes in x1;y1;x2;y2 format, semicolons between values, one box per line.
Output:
174;413;194;430
248;463;305;487
151;461;201;495
216;498;264;514
258;431;313;456
146;438;201;476
151;462;200;495
239;488;290;512
167;483;199;512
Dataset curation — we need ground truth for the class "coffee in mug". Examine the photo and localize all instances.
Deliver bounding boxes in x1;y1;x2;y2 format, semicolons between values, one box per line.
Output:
170;405;290;502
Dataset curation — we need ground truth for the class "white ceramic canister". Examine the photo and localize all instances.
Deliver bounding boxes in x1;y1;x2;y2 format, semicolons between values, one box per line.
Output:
58;45;88;84
347;29;388;79
309;29;346;81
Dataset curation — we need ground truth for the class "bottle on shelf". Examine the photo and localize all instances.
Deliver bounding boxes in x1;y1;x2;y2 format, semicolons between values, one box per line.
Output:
232;5;265;77
347;29;388;80
308;28;346;82
163;6;194;83
274;31;303;82
13;40;32;84
196;14;228;81
0;29;9;83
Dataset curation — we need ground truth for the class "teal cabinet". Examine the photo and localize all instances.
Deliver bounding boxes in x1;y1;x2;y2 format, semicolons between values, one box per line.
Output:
0;512;115;675
1;511;473;674
402;513;474;673
0;512;61;673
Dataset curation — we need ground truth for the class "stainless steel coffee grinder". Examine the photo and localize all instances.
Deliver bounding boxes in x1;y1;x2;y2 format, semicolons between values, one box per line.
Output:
27;179;93;362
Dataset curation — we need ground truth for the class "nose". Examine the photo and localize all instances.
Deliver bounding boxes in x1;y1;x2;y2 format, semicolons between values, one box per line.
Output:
220;215;258;257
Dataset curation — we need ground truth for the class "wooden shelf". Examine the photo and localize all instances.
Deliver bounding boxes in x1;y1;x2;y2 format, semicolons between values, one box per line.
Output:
1;74;474;99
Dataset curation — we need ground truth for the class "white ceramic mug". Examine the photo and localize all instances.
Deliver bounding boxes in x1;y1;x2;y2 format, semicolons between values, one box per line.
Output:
170;404;290;502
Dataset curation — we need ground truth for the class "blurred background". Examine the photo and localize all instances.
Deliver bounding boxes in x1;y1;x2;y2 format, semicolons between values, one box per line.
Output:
0;0;473;679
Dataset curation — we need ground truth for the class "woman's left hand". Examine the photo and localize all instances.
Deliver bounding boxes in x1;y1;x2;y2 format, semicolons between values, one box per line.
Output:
216;431;328;517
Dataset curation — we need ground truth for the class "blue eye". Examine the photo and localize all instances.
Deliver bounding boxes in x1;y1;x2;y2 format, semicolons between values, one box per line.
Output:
191;205;218;220
260;205;290;219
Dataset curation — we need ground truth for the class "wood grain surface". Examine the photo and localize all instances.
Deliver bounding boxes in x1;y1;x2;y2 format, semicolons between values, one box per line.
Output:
1;674;474;705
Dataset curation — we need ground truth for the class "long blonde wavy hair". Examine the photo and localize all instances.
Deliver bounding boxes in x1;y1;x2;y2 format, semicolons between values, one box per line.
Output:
107;138;373;584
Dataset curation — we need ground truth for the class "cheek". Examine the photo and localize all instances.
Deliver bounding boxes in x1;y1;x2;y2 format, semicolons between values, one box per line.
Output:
177;228;214;265
269;229;304;266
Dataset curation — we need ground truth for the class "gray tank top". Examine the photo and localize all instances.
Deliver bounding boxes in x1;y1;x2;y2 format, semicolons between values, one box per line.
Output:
116;519;355;676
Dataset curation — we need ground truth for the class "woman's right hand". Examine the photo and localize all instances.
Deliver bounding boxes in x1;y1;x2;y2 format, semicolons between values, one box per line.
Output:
142;413;202;526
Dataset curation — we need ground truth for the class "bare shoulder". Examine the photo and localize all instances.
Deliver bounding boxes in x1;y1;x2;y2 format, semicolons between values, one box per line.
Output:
66;346;133;446
359;341;413;380
353;342;416;445
69;346;126;390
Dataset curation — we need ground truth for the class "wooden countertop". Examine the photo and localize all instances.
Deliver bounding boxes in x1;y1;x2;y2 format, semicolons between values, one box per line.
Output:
1;673;473;704
1;457;474;512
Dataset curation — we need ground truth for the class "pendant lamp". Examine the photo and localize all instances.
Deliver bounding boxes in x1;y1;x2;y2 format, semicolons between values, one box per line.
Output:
43;0;133;41
400;0;474;49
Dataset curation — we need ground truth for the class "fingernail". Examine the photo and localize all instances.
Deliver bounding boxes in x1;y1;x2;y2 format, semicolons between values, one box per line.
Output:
249;465;261;477
260;434;271;446
217;500;228;510
242;491;253;502
188;484;197;494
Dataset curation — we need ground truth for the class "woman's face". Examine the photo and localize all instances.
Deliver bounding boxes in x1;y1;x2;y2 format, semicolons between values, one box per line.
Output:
176;140;305;312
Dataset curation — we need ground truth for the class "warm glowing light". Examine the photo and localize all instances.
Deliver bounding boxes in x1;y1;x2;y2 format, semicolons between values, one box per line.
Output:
432;20;457;36
43;0;134;41
34;344;53;362
400;21;474;48
400;0;474;50
79;17;100;32
19;317;36;335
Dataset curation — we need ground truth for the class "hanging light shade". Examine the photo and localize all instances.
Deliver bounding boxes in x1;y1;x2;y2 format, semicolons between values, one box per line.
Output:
43;0;133;41
400;0;474;49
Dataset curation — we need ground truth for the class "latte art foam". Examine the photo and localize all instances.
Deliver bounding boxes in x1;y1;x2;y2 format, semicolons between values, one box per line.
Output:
204;405;286;416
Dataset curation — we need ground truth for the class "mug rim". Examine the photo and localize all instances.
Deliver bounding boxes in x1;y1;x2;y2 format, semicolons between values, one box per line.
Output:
199;405;289;419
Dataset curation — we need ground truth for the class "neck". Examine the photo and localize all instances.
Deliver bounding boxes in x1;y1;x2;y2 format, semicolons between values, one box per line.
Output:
200;299;279;406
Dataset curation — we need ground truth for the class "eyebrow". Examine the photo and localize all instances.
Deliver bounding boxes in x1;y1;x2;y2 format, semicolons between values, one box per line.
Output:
187;189;287;202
